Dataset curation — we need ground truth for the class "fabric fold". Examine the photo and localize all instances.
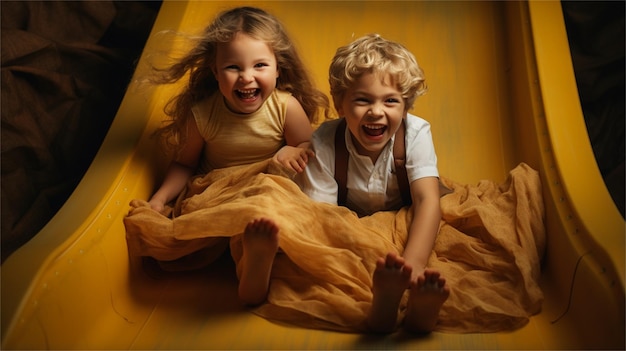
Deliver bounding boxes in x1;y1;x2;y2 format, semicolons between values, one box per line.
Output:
124;159;545;333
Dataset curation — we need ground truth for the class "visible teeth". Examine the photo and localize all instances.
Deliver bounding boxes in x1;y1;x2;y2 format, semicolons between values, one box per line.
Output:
364;124;385;129
362;124;386;136
237;89;258;99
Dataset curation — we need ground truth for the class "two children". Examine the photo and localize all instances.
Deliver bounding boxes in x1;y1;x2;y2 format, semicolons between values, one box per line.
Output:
144;6;447;334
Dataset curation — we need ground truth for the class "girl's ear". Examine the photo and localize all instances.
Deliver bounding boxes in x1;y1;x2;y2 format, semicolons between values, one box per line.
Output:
210;64;218;77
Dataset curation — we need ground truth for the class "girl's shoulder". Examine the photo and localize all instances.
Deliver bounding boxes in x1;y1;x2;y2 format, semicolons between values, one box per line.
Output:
267;89;294;116
273;89;293;102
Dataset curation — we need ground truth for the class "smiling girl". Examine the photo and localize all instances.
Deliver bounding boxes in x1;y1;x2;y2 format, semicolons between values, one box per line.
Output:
134;7;328;275
147;7;329;214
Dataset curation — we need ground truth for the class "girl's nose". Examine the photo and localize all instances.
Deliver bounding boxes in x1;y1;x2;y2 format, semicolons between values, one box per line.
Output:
239;70;253;83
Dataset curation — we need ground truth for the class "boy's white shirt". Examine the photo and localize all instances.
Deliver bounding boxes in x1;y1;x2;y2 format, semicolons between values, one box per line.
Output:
295;113;439;217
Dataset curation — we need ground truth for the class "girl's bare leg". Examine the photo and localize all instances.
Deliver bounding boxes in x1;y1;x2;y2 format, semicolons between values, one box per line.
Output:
404;269;449;333
366;252;413;333
238;218;279;306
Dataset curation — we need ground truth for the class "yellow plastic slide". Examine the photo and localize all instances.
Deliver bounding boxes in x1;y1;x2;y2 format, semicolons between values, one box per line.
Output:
2;1;624;349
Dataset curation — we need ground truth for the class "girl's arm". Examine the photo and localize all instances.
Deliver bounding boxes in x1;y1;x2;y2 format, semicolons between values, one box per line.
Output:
401;176;442;281
148;117;204;212
273;95;315;173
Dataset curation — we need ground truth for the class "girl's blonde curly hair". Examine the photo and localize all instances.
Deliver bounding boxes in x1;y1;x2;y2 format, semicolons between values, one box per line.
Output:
150;6;329;153
329;34;427;113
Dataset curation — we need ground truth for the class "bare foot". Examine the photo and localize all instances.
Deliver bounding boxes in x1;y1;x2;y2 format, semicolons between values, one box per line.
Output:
404;269;449;333
238;218;279;306
366;252;413;333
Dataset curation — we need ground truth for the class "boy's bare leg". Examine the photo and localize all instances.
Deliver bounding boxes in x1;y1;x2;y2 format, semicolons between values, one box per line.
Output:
238;218;279;306
367;252;413;333
404;269;449;333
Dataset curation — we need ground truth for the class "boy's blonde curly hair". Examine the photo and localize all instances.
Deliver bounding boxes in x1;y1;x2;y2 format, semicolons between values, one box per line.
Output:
329;34;427;113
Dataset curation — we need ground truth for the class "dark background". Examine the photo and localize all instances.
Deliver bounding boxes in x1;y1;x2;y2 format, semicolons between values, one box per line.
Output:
1;1;162;262
562;1;625;218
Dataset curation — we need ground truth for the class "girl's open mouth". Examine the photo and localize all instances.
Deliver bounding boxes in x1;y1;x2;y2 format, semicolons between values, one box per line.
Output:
236;88;260;100
362;124;387;137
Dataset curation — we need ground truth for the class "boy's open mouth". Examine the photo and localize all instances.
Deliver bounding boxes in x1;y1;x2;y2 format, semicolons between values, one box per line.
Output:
362;124;386;137
236;88;260;100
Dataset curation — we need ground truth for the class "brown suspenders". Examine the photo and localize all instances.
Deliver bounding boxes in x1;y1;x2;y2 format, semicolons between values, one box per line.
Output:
333;120;350;206
334;118;412;207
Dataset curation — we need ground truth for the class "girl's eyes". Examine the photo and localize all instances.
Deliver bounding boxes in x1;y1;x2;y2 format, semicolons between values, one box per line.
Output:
224;63;269;70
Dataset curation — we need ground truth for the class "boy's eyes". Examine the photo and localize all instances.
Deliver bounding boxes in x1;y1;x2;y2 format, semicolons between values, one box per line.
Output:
353;97;402;104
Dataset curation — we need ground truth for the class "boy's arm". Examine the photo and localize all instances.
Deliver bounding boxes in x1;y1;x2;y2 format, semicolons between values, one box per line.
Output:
148;117;204;212
401;176;442;281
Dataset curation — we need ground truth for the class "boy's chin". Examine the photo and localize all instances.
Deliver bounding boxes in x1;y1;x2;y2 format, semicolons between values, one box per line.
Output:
358;134;392;148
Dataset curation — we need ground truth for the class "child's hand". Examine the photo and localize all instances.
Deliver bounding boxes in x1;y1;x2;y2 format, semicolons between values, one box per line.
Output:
148;198;165;213
273;145;315;173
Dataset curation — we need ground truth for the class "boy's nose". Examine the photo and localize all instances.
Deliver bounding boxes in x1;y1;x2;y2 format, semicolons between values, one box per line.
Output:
369;104;384;117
